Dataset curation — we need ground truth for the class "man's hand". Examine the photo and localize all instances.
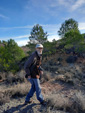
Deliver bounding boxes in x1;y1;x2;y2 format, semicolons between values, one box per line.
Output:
36;75;40;79
28;76;31;79
40;71;43;75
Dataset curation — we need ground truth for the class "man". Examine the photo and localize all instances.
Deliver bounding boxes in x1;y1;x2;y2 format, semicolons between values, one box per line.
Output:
24;44;46;105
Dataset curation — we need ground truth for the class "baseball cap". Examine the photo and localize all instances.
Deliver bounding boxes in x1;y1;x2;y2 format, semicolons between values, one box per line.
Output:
36;44;43;48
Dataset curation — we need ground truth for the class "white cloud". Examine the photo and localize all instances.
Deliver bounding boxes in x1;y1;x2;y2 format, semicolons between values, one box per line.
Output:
0;33;59;46
15;35;59;46
42;24;60;33
16;39;28;46
57;0;85;12
48;34;60;42
0;24;60;35
25;0;61;16
71;0;85;11
0;25;33;30
0;34;30;46
24;0;85;18
0;34;59;46
14;35;30;39
16;34;59;46
0;34;30;40
0;14;9;20
58;0;70;7
79;22;85;30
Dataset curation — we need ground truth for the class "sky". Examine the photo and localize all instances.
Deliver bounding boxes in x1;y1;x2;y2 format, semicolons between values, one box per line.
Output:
0;0;85;46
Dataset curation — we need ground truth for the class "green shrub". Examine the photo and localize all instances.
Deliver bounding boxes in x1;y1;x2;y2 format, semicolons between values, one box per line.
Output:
0;39;25;73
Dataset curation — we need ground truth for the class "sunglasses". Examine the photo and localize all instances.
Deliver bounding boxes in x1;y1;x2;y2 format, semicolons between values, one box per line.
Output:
37;48;43;50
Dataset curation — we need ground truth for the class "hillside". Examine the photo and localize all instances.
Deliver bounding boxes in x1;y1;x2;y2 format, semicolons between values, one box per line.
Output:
0;43;4;47
0;48;85;113
21;46;30;56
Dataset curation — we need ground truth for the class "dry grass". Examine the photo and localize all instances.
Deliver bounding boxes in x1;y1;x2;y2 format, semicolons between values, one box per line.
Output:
0;82;30;105
76;92;85;110
40;71;53;83
6;70;25;84
0;68;85;113
55;74;74;85
45;90;85;113
55;74;66;81
46;93;71;112
0;70;26;84
5;82;30;98
72;91;85;113
0;92;10;105
0;72;6;81
42;107;66;113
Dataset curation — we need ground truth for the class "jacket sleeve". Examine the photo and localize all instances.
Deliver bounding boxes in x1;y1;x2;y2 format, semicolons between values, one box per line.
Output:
24;54;35;76
39;66;43;71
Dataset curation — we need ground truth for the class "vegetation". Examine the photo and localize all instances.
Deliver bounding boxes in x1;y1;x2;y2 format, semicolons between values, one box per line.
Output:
26;42;36;55
27;18;85;58
27;24;57;56
29;24;48;44
27;40;57;58
43;40;57;57
0;39;25;73
27;24;48;55
0;19;85;113
58;18;85;54
58;18;79;37
59;29;85;53
0;18;85;73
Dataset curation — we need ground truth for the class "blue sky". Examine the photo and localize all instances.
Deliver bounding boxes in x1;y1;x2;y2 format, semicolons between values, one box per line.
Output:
0;0;85;46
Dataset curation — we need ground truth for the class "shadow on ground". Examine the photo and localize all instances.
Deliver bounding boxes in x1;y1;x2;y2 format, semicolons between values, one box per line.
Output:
4;103;40;113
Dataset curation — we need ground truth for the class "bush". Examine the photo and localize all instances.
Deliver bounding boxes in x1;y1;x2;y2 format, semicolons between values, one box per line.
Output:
66;56;78;63
6;70;25;84
0;92;10;105
40;71;53;83
46;91;85;113
59;29;85;54
0;72;7;81
0;82;30;105
0;39;25;73
72;91;85;113
46;94;70;112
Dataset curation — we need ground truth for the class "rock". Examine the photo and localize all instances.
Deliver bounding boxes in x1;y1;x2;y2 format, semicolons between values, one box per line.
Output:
57;61;61;65
64;72;74;79
75;65;82;73
57;68;66;74
56;74;65;81
55;71;58;74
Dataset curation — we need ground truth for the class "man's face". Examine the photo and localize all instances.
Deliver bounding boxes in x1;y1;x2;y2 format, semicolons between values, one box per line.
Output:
36;47;43;55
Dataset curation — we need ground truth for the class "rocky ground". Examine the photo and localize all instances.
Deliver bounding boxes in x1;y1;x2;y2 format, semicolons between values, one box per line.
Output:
0;76;85;113
0;53;85;113
0;80;75;113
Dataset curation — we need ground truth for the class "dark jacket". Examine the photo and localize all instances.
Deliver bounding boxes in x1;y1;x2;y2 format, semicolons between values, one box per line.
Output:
24;51;43;78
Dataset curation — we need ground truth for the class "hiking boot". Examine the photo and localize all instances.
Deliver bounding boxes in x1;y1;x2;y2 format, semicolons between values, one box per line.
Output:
24;100;32;105
40;100;47;106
